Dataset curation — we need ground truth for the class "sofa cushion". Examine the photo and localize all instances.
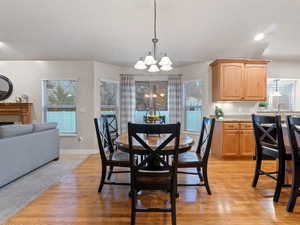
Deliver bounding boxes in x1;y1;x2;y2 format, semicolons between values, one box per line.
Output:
0;124;34;138
34;123;57;132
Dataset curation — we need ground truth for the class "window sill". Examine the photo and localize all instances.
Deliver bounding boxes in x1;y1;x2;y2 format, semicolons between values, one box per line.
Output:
183;131;200;135
60;133;78;137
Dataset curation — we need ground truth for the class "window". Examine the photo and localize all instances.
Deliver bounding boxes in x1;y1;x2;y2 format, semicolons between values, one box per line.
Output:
100;80;118;115
266;79;297;111
43;80;78;134
184;80;203;132
135;81;168;123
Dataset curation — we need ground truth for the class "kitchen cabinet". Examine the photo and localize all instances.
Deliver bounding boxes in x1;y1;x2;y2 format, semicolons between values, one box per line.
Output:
243;64;267;100
240;130;256;157
219;63;244;100
212;121;256;159
210;59;269;101
222;130;240;156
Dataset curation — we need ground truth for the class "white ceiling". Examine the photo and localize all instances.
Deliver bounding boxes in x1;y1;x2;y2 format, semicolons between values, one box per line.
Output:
0;0;299;66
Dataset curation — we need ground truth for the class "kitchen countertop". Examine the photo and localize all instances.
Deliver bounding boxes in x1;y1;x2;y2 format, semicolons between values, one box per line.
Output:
212;113;300;123
215;119;252;122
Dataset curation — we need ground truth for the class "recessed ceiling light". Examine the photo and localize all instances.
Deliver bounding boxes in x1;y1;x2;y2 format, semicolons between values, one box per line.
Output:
0;41;6;48
254;33;265;41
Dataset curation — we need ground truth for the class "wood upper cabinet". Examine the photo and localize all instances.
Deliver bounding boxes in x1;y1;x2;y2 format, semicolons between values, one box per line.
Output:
243;64;267;101
210;59;270;101
220;63;244;100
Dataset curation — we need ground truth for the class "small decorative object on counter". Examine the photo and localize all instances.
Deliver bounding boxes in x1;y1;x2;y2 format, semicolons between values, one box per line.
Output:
15;94;29;103
215;106;224;120
258;101;268;111
21;94;29;103
15;96;22;103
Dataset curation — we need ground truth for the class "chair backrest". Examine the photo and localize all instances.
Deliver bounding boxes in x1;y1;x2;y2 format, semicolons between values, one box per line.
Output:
94;118;109;163
101;114;118;150
101;114;118;136
252;114;286;156
128;122;181;176
287;116;300;162
196;117;216;162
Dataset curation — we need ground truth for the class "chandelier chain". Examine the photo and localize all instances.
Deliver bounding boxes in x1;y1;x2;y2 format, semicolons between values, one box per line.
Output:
134;0;173;72
154;0;157;39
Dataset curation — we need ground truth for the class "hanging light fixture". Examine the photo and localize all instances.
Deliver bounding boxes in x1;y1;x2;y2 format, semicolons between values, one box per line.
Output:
159;53;173;66
273;79;282;97
134;57;147;70
134;0;173;72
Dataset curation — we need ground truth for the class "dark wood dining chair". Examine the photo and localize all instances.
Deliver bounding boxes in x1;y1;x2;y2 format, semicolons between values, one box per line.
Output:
101;115;122;180
101;114;119;149
94;118;130;193
128;122;181;225
252;114;291;202
177;117;215;195
286;116;300;212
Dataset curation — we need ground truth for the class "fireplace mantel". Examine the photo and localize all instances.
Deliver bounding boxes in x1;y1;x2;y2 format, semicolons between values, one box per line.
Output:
0;103;33;124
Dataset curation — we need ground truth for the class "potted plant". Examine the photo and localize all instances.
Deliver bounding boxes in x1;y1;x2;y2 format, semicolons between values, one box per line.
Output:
215;106;224;120
258;101;268;111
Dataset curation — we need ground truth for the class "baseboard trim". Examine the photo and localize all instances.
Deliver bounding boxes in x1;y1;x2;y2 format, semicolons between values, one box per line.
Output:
60;149;98;155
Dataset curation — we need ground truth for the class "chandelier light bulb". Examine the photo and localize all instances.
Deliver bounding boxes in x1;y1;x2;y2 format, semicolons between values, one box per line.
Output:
159;54;173;66
273;91;282;97
134;58;147;70
254;33;265;41
160;64;173;71
144;52;156;66
148;64;160;73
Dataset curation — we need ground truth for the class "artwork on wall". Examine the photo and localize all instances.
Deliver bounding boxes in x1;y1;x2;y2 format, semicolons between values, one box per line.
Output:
0;74;13;101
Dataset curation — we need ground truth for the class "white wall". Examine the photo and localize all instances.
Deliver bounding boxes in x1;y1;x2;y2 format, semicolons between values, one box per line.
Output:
269;61;300;79
93;61;121;117
180;60;300;116
0;60;121;150
179;61;212;116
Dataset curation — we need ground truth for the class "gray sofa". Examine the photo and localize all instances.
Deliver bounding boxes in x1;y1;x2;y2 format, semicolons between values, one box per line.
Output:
0;123;60;188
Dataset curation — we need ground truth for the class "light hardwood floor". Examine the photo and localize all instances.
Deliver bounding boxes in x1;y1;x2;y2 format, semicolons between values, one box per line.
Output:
4;155;300;225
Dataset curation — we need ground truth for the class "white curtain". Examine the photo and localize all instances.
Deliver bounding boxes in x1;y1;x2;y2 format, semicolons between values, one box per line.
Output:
168;75;183;123
120;74;135;132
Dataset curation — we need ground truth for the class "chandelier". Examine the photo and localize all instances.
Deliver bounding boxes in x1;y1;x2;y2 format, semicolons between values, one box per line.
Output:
134;0;173;72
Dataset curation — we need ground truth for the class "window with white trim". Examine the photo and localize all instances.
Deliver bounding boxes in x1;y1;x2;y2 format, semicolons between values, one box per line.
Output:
43;80;78;134
135;81;169;123
184;80;203;132
266;79;297;111
100;80;118;115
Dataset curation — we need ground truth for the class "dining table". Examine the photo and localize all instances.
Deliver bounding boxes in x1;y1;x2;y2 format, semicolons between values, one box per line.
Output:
282;125;299;184
116;133;194;170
